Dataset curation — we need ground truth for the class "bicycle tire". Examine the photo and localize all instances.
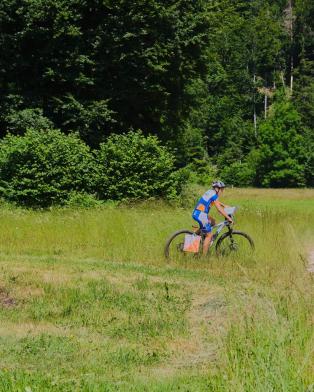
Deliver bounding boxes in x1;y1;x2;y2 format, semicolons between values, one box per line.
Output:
215;230;254;257
164;229;196;260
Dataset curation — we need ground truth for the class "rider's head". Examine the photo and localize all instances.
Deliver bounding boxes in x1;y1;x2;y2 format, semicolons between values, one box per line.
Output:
212;180;226;195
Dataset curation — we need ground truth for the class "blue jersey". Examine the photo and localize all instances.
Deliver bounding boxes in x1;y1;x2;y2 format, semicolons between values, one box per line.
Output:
194;189;218;214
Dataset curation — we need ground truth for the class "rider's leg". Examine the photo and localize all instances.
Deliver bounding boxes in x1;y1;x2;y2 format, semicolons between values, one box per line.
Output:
202;216;214;255
192;210;213;255
203;232;213;255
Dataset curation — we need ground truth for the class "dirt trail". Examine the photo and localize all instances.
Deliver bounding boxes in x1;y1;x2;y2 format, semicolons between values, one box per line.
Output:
308;249;314;273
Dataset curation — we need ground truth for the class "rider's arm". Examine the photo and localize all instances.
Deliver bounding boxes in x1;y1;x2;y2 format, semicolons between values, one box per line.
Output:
219;201;231;208
213;200;233;223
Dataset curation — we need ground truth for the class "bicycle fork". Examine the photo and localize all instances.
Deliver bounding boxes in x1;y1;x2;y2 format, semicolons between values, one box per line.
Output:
228;226;235;244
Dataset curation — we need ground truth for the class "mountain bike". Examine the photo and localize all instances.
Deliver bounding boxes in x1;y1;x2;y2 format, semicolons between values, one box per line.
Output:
164;207;254;261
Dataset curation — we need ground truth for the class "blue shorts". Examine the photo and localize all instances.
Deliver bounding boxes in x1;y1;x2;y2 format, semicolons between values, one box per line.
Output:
192;209;212;234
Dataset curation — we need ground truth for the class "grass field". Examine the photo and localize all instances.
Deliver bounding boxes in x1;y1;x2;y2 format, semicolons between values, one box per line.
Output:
0;188;313;391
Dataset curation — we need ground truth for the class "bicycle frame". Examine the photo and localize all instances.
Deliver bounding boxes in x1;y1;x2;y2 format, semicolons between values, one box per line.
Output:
213;220;230;236
198;218;233;243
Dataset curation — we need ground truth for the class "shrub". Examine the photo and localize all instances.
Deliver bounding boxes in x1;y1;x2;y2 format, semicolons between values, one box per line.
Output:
65;192;102;208
96;131;183;200
0;129;96;207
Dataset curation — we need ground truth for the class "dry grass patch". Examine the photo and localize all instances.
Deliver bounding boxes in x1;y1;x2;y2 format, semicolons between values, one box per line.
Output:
0;288;16;309
0;321;65;337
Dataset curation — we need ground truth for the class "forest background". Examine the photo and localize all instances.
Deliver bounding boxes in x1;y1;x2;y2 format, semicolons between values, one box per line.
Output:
0;0;313;207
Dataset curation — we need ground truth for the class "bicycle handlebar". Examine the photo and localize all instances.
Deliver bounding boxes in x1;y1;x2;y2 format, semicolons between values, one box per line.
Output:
224;215;234;225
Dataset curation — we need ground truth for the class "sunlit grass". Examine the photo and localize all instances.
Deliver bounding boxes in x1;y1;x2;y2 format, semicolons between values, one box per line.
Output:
0;188;312;391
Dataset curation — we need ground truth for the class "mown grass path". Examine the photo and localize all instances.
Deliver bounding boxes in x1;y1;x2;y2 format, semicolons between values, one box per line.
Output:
308;249;314;273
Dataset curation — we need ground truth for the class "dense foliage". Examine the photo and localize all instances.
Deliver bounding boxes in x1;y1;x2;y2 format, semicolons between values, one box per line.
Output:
0;0;313;204
255;99;307;187
0;130;182;207
0;130;95;207
96;131;183;200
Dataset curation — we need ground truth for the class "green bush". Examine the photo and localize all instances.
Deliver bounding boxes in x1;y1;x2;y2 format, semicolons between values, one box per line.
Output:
0;129;96;207
65;192;102;208
96;131;183;200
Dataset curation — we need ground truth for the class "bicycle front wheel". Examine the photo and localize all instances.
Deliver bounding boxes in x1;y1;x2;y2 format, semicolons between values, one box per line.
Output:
164;230;200;261
215;230;254;257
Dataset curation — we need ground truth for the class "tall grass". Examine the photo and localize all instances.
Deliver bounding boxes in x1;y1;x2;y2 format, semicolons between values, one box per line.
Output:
0;188;312;263
0;188;312;391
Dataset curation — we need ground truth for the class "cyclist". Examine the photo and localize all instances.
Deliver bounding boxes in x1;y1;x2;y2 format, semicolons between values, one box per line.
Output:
192;181;233;255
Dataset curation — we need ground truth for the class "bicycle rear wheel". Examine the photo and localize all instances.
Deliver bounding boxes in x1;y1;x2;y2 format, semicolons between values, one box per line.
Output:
164;230;201;261
215;230;254;257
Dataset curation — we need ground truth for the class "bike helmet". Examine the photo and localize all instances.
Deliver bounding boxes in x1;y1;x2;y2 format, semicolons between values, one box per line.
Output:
212;180;226;189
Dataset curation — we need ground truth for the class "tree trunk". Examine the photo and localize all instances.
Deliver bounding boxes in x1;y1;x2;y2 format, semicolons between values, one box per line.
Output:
253;73;257;135
285;0;294;93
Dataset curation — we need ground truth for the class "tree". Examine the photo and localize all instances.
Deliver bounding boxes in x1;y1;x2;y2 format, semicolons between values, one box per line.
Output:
5;108;54;134
255;97;306;187
0;0;211;151
200;0;284;164
294;60;314;129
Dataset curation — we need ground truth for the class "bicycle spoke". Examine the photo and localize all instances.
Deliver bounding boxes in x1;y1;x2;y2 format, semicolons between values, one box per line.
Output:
216;232;254;258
